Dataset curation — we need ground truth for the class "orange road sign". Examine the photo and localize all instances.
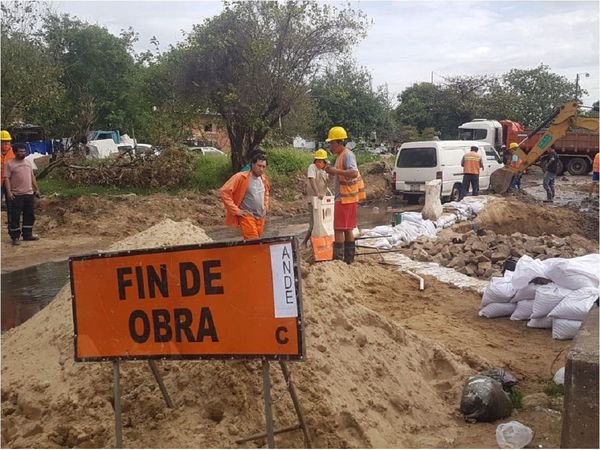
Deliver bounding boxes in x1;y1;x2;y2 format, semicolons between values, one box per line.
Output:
69;237;304;361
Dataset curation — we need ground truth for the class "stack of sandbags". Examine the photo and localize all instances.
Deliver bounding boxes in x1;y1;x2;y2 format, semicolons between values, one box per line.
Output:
480;254;600;340
479;271;517;318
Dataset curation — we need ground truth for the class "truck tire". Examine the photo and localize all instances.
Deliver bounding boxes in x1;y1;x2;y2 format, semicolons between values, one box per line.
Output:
566;157;590;176
450;183;462;202
404;193;420;205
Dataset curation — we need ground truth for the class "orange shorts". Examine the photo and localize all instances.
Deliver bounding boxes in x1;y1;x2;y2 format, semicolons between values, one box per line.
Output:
238;215;265;240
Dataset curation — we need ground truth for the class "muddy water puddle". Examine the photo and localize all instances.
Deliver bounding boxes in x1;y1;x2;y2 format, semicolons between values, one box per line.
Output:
1;261;70;333
1;197;414;332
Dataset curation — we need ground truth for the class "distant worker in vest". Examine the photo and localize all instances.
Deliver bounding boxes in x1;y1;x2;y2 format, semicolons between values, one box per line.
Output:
1;130;15;211
588;152;599;198
508;142;523;191
4;143;41;245
301;148;330;247
324;126;366;264
220;151;270;240
541;145;559;203
460;146;484;199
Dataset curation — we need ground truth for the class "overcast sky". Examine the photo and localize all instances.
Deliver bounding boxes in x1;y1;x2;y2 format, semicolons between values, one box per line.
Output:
53;0;599;106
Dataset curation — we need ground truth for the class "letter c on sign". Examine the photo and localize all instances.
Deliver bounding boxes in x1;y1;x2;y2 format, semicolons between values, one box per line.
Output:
275;326;289;345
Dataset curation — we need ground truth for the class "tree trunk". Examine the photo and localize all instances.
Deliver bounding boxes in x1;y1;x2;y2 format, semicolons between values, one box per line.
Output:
228;125;255;172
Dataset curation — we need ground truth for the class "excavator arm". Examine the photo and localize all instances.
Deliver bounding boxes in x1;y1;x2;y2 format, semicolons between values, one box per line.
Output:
490;102;600;193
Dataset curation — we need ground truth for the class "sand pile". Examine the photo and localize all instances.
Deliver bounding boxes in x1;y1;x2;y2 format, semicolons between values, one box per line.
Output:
404;228;597;280
2;220;486;448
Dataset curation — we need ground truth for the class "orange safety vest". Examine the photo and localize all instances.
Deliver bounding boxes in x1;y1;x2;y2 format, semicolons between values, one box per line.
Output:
463;151;481;175
594;153;599;173
1;145;15;181
336;149;366;204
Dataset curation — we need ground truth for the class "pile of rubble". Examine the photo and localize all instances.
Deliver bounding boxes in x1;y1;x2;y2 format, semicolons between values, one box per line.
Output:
403;229;594;280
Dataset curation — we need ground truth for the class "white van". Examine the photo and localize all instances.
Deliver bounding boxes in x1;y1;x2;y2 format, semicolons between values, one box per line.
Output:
392;140;504;203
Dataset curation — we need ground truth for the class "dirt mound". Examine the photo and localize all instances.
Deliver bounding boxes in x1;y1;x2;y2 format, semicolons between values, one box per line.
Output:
2;220;486;448
475;197;598;242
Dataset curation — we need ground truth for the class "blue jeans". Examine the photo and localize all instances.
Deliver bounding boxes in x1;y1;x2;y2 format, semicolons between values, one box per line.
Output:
461;174;479;198
543;171;556;200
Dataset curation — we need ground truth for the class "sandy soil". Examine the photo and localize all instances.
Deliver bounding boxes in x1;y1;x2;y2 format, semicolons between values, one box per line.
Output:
1;219;571;449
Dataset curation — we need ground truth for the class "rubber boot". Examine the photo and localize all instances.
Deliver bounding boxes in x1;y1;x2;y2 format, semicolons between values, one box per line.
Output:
344;241;356;264
333;242;345;261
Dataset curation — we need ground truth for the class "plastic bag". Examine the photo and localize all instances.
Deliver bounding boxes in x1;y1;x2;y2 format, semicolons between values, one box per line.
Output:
511;255;548;289
530;283;572;319
422;180;443;220
479;302;517;318
459;375;513;422
547;287;600;321
553;367;565;385
480;368;519;390
552;318;582;340
510;300;534;321
481;272;517;307
545;254;600;290
496;421;534;449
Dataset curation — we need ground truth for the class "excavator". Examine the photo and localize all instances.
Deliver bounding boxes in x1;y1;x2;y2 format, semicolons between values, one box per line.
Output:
489;101;600;194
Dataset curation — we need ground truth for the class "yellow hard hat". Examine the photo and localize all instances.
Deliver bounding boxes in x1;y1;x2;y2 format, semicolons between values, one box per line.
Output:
509;142;518;149
314;149;328;160
1;130;12;141
325;126;348;142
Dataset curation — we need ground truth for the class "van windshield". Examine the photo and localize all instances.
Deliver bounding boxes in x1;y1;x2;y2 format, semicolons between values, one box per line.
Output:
458;128;487;140
397;147;437;168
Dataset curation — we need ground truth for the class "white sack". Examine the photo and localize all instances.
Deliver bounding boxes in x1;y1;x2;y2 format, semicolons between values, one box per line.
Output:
481;272;516;307
545;254;600;290
510;300;534;321
530;283;573;319
479;302;517;318
552;319;582;340
421;179;443;221
511;255;548;289
548;287;600;321
511;283;538;303
527;317;553;329
553;367;565;385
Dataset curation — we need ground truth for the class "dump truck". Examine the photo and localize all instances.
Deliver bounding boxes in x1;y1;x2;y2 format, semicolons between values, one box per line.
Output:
459;109;599;175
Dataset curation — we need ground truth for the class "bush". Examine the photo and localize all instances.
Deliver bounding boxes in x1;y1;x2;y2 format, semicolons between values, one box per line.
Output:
189;153;232;190
266;147;313;175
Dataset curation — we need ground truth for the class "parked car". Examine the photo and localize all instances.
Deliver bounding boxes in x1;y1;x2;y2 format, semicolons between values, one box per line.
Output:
391;140;503;203
188;146;226;156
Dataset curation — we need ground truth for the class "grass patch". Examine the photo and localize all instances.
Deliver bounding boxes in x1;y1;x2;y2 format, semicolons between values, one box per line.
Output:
510;387;524;409
189;154;232;191
543;381;565;397
38;177;163;197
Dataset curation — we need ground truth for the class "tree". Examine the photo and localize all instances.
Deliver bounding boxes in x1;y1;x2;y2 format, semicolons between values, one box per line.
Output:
0;1;63;128
503;64;583;127
310;61;393;143
180;0;368;171
43;14;139;137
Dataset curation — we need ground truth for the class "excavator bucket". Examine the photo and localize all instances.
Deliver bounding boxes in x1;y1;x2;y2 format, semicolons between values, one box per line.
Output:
489;167;516;194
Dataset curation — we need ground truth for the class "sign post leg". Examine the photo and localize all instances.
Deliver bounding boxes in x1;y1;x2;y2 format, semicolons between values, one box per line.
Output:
262;360;276;449
148;360;173;408
279;361;312;448
113;361;123;449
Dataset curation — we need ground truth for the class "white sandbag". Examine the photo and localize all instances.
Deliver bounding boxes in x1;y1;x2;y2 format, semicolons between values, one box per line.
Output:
479;302;517;318
481;272;517;307
547;287;600;321
511;283;538;303
527;317;553;329
553;367;565;385
552;319;582;340
511;255;548;289
421;179;443;221
545;254;600;290
530;283;573;319
510;300;534;321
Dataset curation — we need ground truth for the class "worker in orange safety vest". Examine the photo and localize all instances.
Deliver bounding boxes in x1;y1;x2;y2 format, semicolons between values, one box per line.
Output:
460;145;483;199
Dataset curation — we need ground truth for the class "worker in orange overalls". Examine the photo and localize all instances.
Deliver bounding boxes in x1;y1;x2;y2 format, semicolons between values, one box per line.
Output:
460;145;484;199
324;126;366;264
1;130;16;214
219;151;270;240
